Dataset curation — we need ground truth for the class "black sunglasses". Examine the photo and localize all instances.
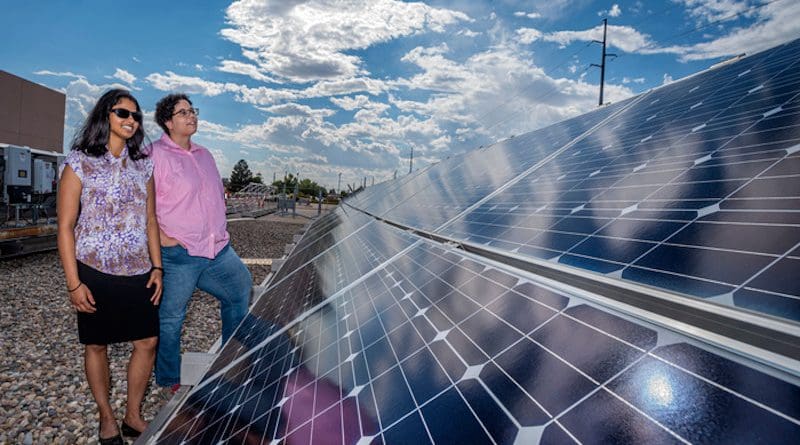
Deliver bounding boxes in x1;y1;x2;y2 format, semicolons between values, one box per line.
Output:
110;108;143;122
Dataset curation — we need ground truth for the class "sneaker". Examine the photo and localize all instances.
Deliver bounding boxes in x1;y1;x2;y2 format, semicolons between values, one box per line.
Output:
157;384;180;402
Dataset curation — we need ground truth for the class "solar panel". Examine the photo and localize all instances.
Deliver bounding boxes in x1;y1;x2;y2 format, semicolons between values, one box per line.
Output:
206;218;419;378
359;99;633;232
148;39;800;444
153;238;800;443
426;38;800;322
344;165;430;215
270;207;374;283
345;163;437;220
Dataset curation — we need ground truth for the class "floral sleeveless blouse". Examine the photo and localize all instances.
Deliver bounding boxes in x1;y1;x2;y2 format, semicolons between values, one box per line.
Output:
62;147;153;276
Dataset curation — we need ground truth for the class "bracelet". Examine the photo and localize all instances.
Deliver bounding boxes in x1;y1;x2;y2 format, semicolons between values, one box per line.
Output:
67;282;83;293
151;266;164;273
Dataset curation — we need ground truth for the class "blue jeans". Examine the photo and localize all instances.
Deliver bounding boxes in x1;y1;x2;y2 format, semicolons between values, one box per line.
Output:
155;243;251;387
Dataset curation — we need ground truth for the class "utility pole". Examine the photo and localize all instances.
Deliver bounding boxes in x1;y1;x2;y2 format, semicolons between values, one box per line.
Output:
409;147;414;174
591;18;616;106
337;172;342;194
281;180;287;215
293;179;298;217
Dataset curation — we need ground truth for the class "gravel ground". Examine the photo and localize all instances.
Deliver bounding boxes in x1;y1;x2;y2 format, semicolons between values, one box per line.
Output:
0;216;310;444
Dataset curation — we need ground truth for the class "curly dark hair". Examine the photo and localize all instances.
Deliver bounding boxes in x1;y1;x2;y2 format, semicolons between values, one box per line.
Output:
71;89;148;160
154;93;192;135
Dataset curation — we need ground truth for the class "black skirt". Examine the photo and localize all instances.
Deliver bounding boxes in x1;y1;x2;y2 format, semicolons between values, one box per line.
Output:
76;261;159;345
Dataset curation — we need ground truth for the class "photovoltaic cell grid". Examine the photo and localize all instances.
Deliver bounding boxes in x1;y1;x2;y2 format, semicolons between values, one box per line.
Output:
204;219;419;378
154;239;800;444
376;100;632;232
344;166;430;215
270;208;375;283
434;37;800;322
343;160;450;221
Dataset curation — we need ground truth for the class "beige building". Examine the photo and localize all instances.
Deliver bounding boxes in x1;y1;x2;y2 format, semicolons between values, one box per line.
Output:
0;70;65;153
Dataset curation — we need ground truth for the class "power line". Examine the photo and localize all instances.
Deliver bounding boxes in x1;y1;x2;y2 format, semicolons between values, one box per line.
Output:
606;0;786;69
474;41;595;130
666;0;783;45
475;0;788;137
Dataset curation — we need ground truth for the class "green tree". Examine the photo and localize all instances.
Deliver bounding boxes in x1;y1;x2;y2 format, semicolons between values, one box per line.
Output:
298;178;320;196
272;173;298;192
272;174;328;197
229;159;253;193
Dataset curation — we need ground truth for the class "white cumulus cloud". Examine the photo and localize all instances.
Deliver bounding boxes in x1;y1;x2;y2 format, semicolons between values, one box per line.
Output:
217;60;277;83
112;68;136;85
670;0;800;61
393;43;635;145
514;10;542;19
260;102;336;118
674;0;754;24
516;28;543;44
145;71;241;96
329;95;373;111
536;0;800;62
622;77;645;84
219;0;471;83
540;24;654;53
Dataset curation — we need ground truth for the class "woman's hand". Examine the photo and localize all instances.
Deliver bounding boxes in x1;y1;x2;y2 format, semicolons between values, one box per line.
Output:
147;269;163;305
69;283;96;313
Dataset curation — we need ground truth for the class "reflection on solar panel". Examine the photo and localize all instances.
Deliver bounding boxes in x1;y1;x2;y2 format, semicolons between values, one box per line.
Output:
269;208;374;283
205;214;419;378
360;99;633;232
434;39;800;321
149;39;800;444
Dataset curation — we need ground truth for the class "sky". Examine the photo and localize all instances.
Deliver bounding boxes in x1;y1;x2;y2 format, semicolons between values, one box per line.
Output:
2;0;799;190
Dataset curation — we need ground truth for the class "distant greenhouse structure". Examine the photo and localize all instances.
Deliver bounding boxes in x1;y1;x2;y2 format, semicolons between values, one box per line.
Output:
225;183;275;217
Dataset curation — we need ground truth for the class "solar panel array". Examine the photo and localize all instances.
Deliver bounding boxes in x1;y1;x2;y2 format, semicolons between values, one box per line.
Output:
353;97;633;233
435;40;800;322
150;38;800;444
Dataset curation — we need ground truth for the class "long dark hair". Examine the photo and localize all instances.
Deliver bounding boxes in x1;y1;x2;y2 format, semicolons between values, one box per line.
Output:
70;89;148;160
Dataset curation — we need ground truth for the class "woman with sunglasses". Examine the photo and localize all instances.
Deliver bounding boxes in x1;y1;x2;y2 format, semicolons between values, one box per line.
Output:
57;89;162;444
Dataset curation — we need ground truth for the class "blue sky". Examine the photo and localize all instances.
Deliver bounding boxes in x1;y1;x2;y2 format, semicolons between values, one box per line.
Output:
2;0;798;190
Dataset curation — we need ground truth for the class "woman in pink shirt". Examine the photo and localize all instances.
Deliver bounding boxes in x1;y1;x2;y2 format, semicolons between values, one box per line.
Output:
149;93;252;394
57;89;163;444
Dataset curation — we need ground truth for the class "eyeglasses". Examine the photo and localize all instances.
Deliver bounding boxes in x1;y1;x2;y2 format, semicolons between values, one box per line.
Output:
172;107;199;118
110;108;143;122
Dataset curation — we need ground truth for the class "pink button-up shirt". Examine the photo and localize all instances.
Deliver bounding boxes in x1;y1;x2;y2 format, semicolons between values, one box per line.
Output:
149;133;229;259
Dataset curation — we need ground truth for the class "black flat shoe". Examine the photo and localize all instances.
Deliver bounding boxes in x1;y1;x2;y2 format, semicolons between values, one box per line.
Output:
98;432;123;445
121;421;143;438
